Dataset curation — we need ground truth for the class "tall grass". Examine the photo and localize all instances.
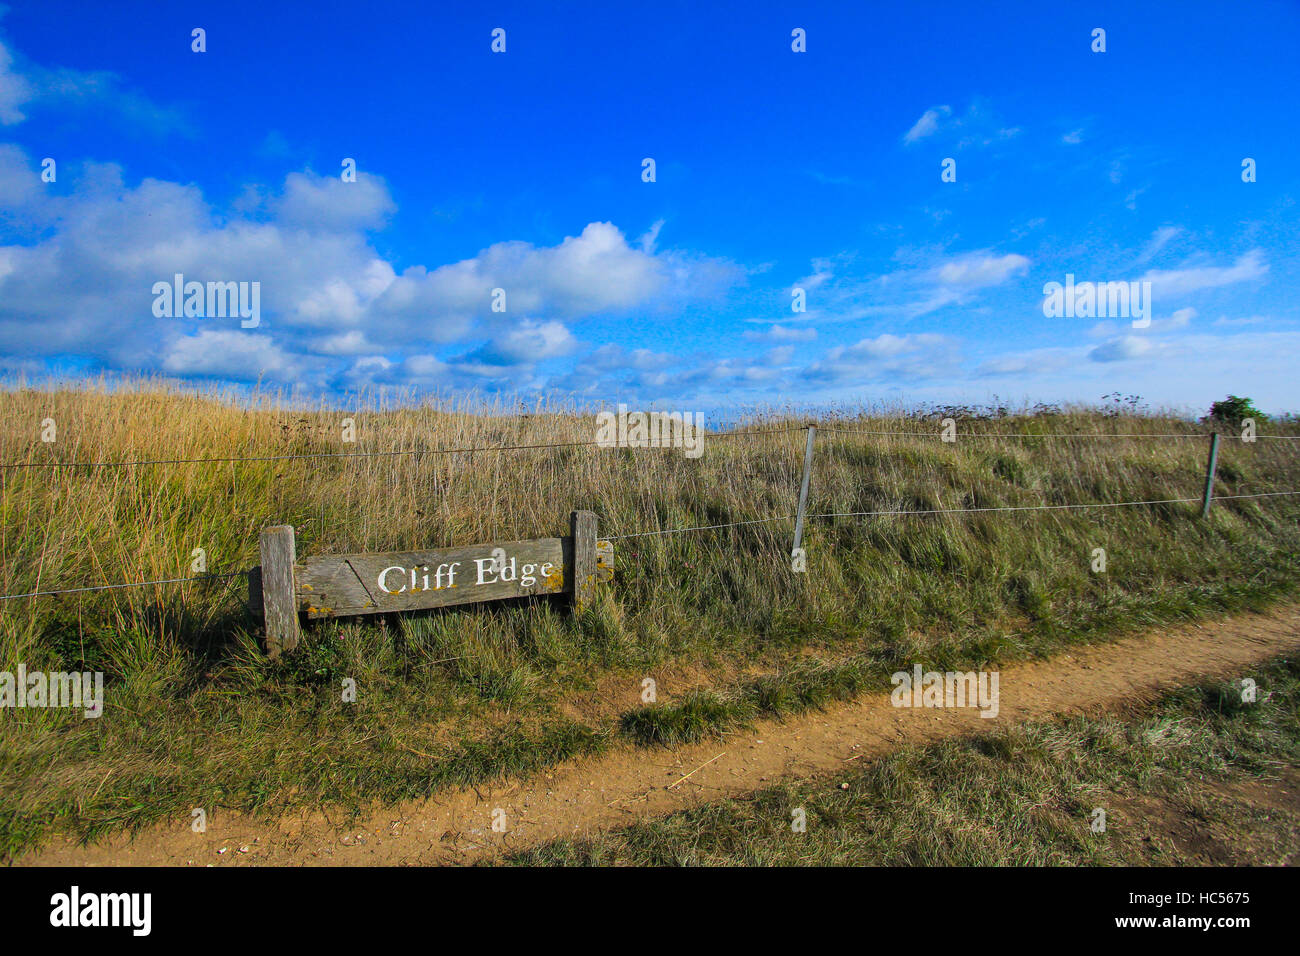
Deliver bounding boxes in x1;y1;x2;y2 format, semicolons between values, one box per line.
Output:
1;378;1298;857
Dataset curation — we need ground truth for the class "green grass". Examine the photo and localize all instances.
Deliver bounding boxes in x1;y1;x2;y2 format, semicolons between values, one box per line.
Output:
507;656;1300;866
620;659;875;745
2;382;1299;859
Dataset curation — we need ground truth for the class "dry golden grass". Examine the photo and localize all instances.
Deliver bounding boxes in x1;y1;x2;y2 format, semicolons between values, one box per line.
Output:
1;377;1298;858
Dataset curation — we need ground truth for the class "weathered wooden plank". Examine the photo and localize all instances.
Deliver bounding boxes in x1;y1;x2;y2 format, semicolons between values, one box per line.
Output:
571;510;597;611
259;525;300;658
297;537;571;619
595;539;614;583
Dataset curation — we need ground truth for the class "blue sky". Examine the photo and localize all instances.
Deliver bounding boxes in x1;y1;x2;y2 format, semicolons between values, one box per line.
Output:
1;0;1298;415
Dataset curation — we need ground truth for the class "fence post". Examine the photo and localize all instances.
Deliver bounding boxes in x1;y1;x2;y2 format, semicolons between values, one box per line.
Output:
1200;432;1221;518
571;510;598;612
791;424;817;558
259;525;300;659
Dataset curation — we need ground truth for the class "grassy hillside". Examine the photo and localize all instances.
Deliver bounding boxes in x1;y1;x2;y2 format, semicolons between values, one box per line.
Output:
1;380;1298;858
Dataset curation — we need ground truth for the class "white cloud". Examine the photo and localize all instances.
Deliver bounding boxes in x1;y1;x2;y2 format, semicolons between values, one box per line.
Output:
903;106;951;144
786;247;1031;323
903;100;1018;150
809;332;960;383
1140;250;1267;298
1133;226;1181;266
275;171;396;232
311;330;384;356
586;344;678;372
468;319;578;365
0;32;187;133
0;142;39;208
637;219;664;253
0;142;735;386
1212;314;1274;327
0;38;32;124
1089;335;1154;363
162;330;299;378
937;252;1031;287
742;324;817;342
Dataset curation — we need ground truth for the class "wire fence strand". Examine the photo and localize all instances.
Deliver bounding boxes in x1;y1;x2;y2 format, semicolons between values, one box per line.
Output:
596;490;1300;540
818;427;1257;439
5;490;1298;600
0;427;811;470
3;412;1298;602
6;423;1297;471
0;571;244;602
0;439;603;470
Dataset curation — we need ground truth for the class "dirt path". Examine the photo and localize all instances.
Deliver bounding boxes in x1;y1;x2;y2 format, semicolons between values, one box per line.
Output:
25;604;1300;866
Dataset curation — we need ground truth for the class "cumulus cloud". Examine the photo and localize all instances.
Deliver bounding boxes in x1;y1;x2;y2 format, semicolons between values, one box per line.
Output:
586;344;677;373
275;171;396;232
0;141;737;387
808;332;961;383
162;330;300;378
464;319;578;366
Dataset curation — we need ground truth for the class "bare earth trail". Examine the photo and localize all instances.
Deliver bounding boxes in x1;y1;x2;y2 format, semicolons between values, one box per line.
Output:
25;604;1300;867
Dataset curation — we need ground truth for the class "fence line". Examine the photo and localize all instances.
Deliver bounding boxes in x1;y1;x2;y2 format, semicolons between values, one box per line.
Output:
818;427;1213;439
3;419;1299;605
0;425;806;471
0;571;244;602
606;514;797;541
820;427;1300;440
0;439;601;470
3;423;1296;471
604;490;1300;541
5;490;1298;602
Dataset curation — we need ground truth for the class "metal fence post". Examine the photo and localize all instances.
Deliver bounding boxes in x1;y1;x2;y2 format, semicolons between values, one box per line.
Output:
791;424;817;557
1201;432;1221;518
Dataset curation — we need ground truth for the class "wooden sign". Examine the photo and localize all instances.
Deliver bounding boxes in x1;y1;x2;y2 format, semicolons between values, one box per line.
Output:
252;511;613;658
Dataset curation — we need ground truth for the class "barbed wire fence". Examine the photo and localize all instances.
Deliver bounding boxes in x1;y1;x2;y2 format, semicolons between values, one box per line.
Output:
0;422;1297;603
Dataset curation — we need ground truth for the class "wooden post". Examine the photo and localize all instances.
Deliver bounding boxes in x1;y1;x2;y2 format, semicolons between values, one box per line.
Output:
1201;432;1221;519
791;424;817;557
259;525;300;659
571;510;597;612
